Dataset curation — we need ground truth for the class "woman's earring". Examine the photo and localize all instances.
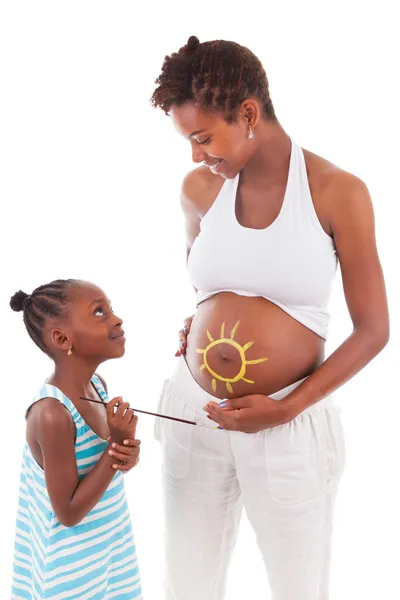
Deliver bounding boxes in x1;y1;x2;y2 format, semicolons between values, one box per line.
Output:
67;347;73;356
248;125;254;140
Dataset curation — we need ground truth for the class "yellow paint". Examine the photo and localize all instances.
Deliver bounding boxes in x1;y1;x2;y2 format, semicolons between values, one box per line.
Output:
196;321;268;394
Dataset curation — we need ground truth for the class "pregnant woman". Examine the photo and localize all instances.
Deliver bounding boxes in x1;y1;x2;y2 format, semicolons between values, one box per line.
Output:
151;36;389;600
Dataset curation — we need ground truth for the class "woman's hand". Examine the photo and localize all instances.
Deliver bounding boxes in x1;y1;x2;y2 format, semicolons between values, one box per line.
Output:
106;437;141;472
203;395;298;434
175;315;194;356
106;397;138;444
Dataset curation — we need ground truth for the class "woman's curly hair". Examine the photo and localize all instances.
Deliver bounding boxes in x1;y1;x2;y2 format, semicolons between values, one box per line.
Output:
151;36;276;123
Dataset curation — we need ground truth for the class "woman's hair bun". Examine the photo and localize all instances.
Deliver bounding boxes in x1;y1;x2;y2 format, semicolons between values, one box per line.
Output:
187;36;200;51
10;290;30;312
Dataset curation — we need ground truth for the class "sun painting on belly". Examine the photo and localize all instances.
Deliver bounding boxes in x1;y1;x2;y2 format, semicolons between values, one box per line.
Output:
196;321;268;394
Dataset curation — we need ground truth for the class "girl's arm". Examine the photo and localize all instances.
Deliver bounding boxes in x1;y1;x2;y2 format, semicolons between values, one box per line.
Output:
32;397;134;527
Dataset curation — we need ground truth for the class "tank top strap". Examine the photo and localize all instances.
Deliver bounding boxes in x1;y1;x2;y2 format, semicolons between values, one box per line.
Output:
200;174;240;230
91;374;109;402
280;138;313;226
289;138;332;238
26;383;83;427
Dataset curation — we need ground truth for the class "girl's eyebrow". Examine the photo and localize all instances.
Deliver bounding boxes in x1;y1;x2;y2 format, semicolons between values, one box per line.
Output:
88;298;110;307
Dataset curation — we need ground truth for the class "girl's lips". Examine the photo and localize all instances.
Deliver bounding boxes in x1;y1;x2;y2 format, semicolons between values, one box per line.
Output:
111;331;125;340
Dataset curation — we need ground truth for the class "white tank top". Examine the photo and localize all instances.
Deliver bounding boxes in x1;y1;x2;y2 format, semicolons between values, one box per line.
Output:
187;138;338;340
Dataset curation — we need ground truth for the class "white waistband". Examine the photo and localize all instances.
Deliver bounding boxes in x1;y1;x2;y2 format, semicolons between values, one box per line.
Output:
169;356;332;415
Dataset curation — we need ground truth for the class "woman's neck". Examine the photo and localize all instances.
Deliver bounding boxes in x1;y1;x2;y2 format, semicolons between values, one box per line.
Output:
241;121;292;186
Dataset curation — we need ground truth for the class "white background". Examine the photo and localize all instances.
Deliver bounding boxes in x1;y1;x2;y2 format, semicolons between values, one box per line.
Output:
0;1;399;598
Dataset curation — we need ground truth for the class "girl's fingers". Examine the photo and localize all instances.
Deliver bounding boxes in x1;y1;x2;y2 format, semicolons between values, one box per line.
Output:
115;401;130;420
121;439;141;447
106;397;122;418
110;440;141;455
109;449;139;462
112;456;140;471
121;407;136;425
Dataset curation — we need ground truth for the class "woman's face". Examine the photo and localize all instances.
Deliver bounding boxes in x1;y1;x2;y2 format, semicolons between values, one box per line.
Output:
45;282;126;361
170;103;257;180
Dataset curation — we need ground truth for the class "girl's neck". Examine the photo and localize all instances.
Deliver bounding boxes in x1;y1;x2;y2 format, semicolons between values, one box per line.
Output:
48;360;101;402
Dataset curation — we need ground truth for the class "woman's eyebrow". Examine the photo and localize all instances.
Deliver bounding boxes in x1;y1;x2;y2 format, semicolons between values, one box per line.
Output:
188;128;207;138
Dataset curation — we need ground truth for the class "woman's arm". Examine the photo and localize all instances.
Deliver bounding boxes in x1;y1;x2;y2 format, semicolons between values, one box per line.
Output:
283;173;389;416
205;174;389;432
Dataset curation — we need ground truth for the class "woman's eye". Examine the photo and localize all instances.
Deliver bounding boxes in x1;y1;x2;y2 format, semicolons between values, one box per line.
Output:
198;137;211;145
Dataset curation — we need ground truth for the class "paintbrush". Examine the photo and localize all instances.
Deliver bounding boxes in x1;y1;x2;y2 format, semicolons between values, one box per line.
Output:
78;396;220;429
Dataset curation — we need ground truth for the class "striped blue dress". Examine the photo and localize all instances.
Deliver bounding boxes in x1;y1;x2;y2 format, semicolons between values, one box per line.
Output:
11;375;143;599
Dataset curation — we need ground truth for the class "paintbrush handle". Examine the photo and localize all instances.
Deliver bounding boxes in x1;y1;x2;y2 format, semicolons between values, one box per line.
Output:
78;396;201;427
134;408;197;426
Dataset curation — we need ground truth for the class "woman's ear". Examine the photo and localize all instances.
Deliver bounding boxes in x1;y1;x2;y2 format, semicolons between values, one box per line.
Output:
241;98;261;129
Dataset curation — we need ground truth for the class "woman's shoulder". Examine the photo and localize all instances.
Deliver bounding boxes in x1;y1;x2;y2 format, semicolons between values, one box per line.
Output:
303;148;370;233
181;166;225;219
303;148;367;197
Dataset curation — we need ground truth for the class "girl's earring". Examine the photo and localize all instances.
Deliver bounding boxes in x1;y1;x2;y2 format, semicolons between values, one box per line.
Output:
67;347;73;356
248;125;255;140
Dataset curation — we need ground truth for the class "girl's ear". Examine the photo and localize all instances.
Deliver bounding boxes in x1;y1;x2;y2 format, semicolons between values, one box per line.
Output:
50;328;72;353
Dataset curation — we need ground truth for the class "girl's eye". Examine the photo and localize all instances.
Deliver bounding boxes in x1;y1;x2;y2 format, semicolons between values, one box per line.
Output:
94;307;105;316
198;137;211;145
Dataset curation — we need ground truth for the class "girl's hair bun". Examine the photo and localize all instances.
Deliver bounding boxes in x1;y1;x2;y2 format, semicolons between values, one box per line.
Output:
10;290;30;312
187;36;200;51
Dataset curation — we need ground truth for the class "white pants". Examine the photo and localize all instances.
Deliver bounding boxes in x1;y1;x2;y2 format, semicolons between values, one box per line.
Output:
155;357;345;600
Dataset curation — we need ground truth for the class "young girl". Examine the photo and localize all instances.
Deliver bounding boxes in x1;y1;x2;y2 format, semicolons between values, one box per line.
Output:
10;278;143;599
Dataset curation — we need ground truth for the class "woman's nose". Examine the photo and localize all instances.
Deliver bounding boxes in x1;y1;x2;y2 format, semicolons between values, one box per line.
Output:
191;143;207;164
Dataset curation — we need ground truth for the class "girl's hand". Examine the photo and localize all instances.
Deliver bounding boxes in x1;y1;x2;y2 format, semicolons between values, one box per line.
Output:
106;397;138;444
203;395;297;434
175;315;194;356
106;437;141;472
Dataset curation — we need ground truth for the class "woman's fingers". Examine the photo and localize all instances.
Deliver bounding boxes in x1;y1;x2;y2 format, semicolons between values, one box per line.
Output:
183;315;193;334
177;329;187;355
176;315;194;356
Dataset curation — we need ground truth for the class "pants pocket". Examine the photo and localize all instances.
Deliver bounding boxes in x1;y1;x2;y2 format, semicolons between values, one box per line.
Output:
263;404;343;506
154;379;170;442
158;383;196;480
325;406;346;488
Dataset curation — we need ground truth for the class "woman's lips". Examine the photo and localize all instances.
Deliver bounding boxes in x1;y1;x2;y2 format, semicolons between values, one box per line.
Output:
205;159;224;174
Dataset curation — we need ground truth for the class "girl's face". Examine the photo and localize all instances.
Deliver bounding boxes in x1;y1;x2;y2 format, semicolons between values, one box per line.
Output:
169;102;257;180
46;282;126;362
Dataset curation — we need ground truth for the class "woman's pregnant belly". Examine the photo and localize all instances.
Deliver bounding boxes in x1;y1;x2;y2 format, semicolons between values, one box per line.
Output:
185;293;325;399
